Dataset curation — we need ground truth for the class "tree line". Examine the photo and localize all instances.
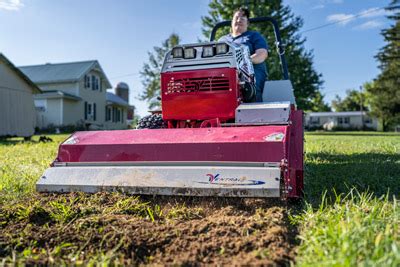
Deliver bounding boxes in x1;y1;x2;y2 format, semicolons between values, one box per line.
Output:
139;0;399;131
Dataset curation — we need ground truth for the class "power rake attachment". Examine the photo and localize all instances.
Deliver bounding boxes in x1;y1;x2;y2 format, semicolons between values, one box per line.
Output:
37;17;304;199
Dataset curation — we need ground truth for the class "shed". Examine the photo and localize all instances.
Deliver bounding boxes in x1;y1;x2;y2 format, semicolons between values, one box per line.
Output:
0;54;42;137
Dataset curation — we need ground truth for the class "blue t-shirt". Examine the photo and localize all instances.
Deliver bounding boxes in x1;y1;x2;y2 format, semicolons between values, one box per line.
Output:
218;31;268;76
219;31;268;102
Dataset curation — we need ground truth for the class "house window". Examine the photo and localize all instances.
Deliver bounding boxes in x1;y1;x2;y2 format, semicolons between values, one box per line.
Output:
97;77;101;91
84;75;91;88
310;117;320;124
338;117;343;124
344;117;350;124
85;102;96;120
112;107;116;122
364;117;372;124
91;76;96;90
116;108;121;122
87;103;93;116
84;74;101;91
105;106;112;121
89;75;100;91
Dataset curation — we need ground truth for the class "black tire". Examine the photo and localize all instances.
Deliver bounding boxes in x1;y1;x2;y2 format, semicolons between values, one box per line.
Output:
136;114;166;129
242;82;256;103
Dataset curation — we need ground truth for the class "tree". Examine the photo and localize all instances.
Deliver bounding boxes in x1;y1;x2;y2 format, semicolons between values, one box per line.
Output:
139;34;180;109
202;0;324;111
331;89;369;112
310;91;331;112
366;1;400;131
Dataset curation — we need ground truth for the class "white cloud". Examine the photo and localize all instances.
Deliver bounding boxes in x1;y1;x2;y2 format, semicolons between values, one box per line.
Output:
359;7;387;18
326;6;388;28
0;0;24;11
353;20;384;30
326;13;355;25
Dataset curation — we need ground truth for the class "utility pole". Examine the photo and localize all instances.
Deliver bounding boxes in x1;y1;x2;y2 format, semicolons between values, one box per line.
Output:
360;85;364;130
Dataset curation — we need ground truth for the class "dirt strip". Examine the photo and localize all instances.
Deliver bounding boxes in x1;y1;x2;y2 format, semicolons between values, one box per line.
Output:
0;194;298;266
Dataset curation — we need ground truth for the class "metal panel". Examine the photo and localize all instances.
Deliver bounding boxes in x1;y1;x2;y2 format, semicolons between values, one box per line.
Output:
37;165;281;197
57;126;288;163
262;80;296;104
235;102;291;123
161;68;239;121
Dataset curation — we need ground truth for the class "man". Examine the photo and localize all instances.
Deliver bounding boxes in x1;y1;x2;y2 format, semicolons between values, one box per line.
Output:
219;7;268;102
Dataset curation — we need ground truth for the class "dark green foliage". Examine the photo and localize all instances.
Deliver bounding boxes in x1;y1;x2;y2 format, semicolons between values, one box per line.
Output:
202;0;325;111
309;91;331;112
367;1;400;131
332;89;369;112
139;34;180;109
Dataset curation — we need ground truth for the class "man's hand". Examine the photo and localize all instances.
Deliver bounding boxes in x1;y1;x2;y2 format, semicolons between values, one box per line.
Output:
251;48;268;64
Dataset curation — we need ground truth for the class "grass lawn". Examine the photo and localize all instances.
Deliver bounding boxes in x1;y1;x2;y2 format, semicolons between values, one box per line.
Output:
0;132;399;265
295;132;400;266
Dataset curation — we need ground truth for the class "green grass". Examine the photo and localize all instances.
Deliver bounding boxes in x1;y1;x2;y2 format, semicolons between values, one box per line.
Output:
0;132;399;265
0;135;69;203
293;191;399;266
304;132;399;204
294;132;400;266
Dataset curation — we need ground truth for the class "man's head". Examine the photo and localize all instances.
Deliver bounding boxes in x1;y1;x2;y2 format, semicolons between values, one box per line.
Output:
231;7;250;36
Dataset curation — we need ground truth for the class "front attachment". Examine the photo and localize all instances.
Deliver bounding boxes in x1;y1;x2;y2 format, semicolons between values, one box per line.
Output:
37;163;281;197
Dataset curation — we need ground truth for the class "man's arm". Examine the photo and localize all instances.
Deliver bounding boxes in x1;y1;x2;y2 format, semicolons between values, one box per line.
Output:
251;48;268;64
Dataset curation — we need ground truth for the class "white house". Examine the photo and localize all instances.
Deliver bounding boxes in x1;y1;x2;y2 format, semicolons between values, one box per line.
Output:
305;111;378;130
0;53;42;137
19;60;131;130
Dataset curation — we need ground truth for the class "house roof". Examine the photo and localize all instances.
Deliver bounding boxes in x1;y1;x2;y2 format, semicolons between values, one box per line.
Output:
307;111;368;117
106;92;130;107
34;90;82;101
0;53;42;94
18;60;112;88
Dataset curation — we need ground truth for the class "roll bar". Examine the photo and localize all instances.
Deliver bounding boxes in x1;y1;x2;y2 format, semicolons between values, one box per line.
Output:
210;17;289;80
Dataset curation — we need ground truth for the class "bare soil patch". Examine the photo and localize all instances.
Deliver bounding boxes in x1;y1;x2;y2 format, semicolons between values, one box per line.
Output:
0;193;297;266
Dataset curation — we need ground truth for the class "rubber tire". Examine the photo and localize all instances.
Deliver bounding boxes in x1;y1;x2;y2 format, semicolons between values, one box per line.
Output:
242;82;256;103
136;114;166;129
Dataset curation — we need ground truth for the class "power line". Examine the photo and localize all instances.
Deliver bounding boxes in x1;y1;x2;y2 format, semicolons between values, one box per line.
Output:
300;6;387;34
108;7;389;82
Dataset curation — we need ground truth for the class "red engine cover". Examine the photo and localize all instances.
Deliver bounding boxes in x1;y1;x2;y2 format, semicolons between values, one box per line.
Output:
161;68;239;121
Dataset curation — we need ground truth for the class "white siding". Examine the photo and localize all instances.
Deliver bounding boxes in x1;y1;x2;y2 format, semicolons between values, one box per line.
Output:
34;98;62;128
0;60;37;137
305;112;378;130
79;70;108;128
63;99;84;125
32;67;112;129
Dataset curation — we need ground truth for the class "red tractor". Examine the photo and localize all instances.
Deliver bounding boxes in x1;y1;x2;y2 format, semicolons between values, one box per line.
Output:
37;17;303;199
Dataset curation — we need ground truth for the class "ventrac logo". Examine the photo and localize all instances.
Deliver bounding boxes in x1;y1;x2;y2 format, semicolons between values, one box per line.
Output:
202;174;265;186
168;78;206;92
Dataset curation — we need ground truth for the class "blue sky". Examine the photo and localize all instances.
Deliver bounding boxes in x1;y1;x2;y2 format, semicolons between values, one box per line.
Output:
0;0;391;116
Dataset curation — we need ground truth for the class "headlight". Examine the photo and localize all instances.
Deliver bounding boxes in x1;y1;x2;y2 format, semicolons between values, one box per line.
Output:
184;48;196;59
202;46;215;57
216;43;229;55
172;47;183;58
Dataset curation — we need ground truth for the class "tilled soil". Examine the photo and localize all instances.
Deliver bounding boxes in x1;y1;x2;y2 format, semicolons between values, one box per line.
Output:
0;193;297;266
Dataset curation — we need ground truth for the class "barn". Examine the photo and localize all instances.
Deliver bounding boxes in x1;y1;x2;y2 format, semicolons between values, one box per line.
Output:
0;54;41;137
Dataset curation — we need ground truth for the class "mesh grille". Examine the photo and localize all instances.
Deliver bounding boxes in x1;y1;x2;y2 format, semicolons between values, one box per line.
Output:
166;76;230;93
